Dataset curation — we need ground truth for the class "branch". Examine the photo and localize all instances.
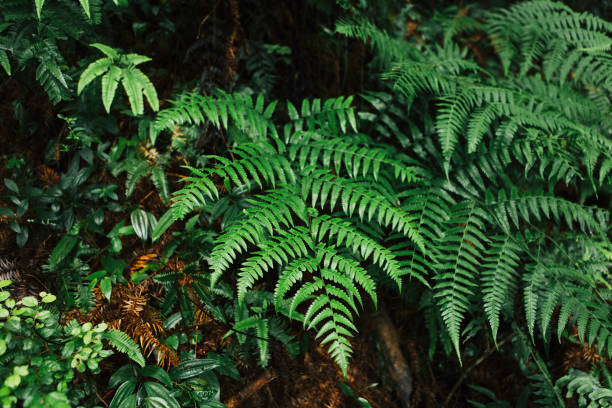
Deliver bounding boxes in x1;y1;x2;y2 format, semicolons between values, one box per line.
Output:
224;369;277;408
371;302;413;408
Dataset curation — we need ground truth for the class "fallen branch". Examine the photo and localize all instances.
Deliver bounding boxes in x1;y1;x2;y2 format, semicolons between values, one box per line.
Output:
224;369;278;408
371;303;413;408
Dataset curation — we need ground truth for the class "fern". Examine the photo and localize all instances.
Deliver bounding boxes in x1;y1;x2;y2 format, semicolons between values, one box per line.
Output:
433;201;490;359
102;329;146;368
156;91;426;375
480;235;522;341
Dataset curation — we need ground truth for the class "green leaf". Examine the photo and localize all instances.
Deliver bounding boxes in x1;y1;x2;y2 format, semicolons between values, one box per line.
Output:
0;50;10;76
20;296;37;307
139;366;172;387
173;359;220;380
101;66;122;113
121;68;144;115
78;0;90;18
132;68;159;111
34;0;45;19
150;167;169;203
143;382;180;408
49;236;78;271
151;209;175;242
4;374;20;389
109;381;137;408
44;392;70;408
100;277;112;302
131;209;151;241
78;58;112;95
91;43;120;59
4;179;18;193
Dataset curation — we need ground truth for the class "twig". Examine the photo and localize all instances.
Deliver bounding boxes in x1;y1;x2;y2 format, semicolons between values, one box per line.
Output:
95;391;109;408
224;369;277;407
443;333;514;407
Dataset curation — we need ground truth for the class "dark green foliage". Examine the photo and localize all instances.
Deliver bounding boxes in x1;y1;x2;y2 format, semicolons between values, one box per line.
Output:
1;0;611;406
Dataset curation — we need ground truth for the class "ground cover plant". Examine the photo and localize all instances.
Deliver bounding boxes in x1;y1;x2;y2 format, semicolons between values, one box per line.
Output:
0;0;611;406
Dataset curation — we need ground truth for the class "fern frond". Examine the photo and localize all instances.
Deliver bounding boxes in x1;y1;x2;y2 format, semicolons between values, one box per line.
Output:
236;227;313;302
209;188;308;285
311;214;403;288
302;170;425;252
285;96;357;135
102;329;146;367
287;135;419;182
481;235;522;341
487;188;606;235
171;142;293;219
152;91;278;142
434;201;489;359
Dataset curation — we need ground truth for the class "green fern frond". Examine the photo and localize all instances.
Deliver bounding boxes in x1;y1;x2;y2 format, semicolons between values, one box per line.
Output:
285;96;357;135
101;330;145;367
288;134;419;182
434;201;490;360
335;16;419;66
301;170;425;252
236;227;314;302
171;142;293;219
152;91;278;143
311;214;404;288
487;188;605;234
209;188;307;283
481;235;522;341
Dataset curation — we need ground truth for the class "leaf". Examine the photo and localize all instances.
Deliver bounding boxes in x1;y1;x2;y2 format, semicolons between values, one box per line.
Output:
100;277;112;302
102;330;145;367
131;209;151;240
173;359;220;380
132;68;159;111
121;68;144;115
78;0;90;18
109;381;137;408
139;366;172;387
151;209;175;242
34;0;45;20
91;43;120;59
78;58;112;95
4;178;18;193
150;167;169;202
0;50;10;76
101;66;122;113
49;236;78;271
143;382;180;408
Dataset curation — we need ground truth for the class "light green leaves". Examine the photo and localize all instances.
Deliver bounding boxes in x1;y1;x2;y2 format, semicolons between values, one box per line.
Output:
101;66;121;112
130;209;157;241
34;0;45;20
78;44;159;115
78;0;90;18
0;51;11;75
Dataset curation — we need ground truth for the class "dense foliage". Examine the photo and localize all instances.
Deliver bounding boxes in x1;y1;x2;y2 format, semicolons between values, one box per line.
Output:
0;0;611;406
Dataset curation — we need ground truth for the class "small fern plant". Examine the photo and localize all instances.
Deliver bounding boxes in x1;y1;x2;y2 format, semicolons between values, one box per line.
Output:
151;91;426;375
78;43;159;115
